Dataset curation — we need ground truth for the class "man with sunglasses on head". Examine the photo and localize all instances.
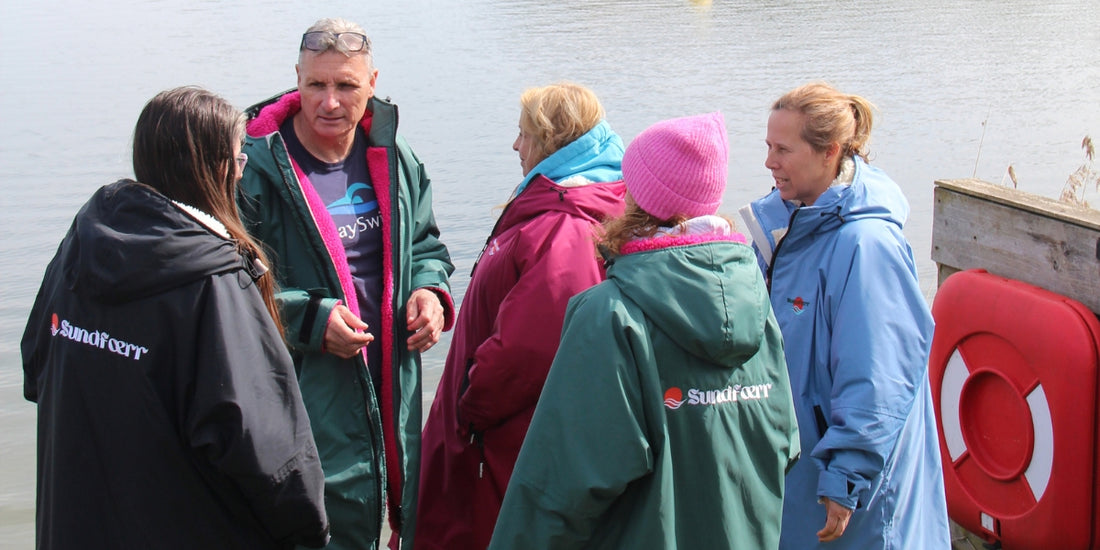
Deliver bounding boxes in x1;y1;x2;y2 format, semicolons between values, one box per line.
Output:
238;17;455;550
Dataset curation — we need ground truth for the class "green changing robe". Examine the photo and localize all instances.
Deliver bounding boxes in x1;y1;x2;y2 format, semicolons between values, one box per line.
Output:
239;91;454;549
490;233;798;549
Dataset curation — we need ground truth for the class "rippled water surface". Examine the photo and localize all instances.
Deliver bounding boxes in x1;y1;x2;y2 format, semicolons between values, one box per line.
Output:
2;0;1097;546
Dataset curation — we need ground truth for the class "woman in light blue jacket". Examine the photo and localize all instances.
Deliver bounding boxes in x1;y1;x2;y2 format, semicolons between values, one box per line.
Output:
741;82;950;549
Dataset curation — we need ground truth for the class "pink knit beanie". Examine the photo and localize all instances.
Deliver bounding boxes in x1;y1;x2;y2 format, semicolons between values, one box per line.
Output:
622;112;728;221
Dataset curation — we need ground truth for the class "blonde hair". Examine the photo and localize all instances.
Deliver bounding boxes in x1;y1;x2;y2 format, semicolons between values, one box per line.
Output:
519;82;605;161
772;82;876;161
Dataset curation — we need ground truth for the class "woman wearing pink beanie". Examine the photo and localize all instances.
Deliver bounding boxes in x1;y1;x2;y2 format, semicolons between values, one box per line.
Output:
489;112;800;550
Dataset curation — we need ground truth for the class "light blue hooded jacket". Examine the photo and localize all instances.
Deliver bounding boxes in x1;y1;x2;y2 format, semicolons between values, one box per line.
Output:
741;157;950;550
510;120;624;198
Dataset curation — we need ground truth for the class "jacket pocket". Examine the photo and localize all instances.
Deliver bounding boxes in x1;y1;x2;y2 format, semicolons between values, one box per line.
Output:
813;404;829;439
457;358;474;436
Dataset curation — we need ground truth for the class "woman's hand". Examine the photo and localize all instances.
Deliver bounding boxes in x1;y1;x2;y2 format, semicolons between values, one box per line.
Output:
816;497;853;542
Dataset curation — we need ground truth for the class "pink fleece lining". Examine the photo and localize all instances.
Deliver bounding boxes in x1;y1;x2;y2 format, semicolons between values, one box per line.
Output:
619;232;748;255
289;160;362;320
248;92;368;324
367;146;405;530
247;92;301;137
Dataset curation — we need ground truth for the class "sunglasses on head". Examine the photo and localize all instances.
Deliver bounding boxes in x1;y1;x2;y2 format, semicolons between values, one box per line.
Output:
300;31;369;53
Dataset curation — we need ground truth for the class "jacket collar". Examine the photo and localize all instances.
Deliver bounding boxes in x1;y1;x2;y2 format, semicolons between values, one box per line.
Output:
246;91;376;140
511;120;625;199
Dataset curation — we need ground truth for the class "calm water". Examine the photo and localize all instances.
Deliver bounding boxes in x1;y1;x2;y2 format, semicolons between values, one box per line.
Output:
1;0;1097;546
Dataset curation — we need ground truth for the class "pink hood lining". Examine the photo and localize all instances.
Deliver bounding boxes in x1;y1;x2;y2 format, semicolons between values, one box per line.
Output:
619;232;748;256
247;92;300;137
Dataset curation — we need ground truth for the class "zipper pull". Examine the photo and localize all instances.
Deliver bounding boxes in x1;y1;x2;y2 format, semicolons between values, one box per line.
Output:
470;428;486;479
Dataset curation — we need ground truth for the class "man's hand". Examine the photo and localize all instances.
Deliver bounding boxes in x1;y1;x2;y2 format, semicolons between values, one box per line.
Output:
324;305;374;359
406;288;444;352
816;497;853;542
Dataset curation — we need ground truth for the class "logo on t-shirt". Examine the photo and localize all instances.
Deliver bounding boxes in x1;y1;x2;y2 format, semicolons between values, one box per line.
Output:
328;183;378;216
327;182;382;242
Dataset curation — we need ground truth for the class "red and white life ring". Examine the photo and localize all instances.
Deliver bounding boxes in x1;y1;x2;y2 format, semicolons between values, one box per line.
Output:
929;269;1100;549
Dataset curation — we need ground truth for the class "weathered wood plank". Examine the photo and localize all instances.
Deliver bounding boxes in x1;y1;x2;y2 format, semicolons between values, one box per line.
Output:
932;179;1100;314
936;178;1100;231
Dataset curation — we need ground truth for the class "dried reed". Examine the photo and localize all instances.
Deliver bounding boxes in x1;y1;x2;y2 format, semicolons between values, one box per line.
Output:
1058;136;1098;207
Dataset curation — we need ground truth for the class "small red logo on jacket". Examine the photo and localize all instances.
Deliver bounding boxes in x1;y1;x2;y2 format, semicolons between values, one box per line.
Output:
787;296;810;315
663;387;685;410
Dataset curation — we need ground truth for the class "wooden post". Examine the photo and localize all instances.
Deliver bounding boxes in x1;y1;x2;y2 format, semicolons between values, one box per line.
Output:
932;178;1100;314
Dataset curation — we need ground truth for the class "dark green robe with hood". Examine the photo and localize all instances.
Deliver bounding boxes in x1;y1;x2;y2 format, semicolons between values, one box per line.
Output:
239;91;455;549
490;232;799;549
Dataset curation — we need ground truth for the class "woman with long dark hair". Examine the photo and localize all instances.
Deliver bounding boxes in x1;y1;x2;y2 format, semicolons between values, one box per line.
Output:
22;86;329;549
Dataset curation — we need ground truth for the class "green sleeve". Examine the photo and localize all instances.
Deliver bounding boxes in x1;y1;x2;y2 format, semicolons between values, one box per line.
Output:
397;137;456;326
274;289;340;354
236;144;341;354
